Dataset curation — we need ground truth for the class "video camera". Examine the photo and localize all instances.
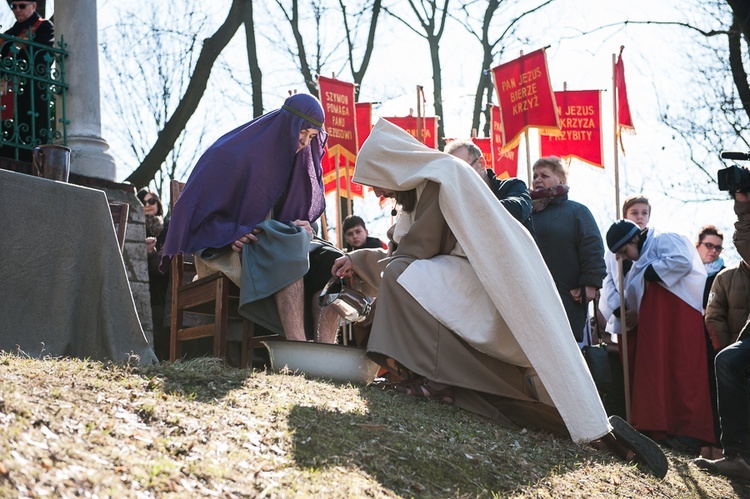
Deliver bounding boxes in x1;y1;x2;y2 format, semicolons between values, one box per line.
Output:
718;151;750;192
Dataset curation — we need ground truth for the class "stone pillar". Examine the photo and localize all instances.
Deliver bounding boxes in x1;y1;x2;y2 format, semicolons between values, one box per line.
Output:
54;0;116;180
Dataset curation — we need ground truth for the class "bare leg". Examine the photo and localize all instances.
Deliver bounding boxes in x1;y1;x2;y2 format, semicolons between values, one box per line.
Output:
273;278;306;341
310;290;340;343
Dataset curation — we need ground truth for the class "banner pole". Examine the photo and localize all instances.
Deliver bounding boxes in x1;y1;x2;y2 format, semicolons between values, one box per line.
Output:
335;154;342;248
525;130;532;187
613;51;631;423
345;156;352;217
416;85;423;143
320;212;329;241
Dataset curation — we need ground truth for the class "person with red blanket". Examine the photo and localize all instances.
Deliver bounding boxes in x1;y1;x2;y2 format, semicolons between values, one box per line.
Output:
606;219;715;451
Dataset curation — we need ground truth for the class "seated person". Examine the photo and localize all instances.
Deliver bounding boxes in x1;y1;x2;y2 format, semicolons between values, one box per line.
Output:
161;94;342;343
342;215;386;252
332;119;667;478
443;139;534;236
695;191;750;479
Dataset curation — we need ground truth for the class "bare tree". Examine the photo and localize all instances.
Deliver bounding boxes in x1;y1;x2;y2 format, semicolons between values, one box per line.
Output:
272;0;343;96
454;0;555;137
338;0;382;100
384;0;450;149
101;5;212;196
243;0;264;117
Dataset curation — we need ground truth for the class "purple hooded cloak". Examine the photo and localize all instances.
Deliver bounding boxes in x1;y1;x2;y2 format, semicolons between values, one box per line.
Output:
160;94;327;273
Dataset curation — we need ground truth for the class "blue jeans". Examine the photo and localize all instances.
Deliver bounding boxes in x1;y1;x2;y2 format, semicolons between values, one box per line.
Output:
715;336;750;458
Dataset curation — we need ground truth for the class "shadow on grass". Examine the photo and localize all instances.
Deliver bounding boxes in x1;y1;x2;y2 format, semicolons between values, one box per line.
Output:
286;384;596;497
670;452;750;498
137;356;254;403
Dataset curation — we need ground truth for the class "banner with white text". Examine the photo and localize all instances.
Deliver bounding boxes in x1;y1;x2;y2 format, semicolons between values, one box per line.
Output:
491;48;560;148
540;90;603;169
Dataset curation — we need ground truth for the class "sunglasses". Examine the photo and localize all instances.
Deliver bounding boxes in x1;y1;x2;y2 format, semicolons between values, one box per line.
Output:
9;3;33;10
144;198;158;206
701;242;723;252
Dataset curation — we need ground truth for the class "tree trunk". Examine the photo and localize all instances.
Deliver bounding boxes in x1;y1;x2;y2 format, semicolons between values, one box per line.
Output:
126;0;245;188
242;0;264;118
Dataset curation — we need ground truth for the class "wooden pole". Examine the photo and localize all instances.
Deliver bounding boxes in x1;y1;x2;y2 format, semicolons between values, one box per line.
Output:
416;85;423;143
335;154;342;248
613;50;631;423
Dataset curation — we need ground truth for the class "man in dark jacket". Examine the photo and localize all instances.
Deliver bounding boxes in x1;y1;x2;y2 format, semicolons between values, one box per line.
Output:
695;191;750;479
444;139;535;237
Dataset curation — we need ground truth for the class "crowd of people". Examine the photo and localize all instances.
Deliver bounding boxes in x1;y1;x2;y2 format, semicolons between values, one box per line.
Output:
145;93;750;481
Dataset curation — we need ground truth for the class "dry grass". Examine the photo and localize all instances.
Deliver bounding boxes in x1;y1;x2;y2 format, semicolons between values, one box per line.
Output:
0;352;747;498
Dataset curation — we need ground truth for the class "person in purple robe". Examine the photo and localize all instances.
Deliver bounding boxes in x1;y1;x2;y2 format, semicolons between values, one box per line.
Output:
161;93;342;343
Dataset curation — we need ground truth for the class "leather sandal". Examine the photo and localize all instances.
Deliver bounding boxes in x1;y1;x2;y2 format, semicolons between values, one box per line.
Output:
392;377;454;405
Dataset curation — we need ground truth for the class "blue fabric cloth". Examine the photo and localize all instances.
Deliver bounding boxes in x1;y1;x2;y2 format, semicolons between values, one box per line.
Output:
160;94;327;272
239;219;311;303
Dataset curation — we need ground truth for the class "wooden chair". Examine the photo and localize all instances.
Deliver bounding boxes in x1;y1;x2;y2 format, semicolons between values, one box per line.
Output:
169;180;277;368
109;202;129;253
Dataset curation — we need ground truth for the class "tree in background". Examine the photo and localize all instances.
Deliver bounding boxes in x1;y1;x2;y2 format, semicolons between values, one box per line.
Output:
651;0;749;198
385;0;450;150
454;0;555;137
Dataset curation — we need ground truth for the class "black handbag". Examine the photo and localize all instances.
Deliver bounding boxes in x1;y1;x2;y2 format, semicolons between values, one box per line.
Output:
582;298;613;390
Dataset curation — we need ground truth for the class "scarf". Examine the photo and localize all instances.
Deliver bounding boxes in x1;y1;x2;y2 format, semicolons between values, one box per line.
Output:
530;184;570;213
704;257;725;277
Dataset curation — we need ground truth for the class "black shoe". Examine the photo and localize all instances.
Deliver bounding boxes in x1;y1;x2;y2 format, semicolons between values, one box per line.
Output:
609;415;669;479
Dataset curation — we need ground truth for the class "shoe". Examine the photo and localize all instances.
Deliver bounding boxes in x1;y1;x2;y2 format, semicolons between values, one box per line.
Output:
391;377;455;404
609;415;669;479
694;455;750;480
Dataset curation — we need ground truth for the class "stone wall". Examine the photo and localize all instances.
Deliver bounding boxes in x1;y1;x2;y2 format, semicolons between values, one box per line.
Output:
100;187;154;346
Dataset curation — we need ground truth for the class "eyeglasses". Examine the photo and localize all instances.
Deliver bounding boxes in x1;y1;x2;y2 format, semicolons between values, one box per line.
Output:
701;242;723;252
469;156;481;167
144;198;158;206
9;3;33;10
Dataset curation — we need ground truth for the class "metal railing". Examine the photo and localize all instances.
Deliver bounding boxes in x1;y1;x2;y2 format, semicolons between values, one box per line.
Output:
0;31;67;161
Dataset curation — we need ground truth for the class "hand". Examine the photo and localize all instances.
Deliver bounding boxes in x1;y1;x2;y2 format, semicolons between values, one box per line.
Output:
145;236;157;254
231;228;261;252
331;255;353;277
293;219;314;237
570;287;597;304
624;309;638;329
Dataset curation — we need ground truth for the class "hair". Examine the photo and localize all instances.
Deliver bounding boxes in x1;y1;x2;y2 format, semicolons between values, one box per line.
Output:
697;225;723;244
622;195;651;218
532;156;567;184
444;139;483;165
136;187;164;216
395;188;418;213
343;215;367;233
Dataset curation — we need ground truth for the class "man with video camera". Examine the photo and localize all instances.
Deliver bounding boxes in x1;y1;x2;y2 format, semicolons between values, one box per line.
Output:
695;156;750;479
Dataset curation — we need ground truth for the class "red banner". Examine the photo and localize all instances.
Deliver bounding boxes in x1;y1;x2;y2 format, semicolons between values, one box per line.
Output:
539;90;603;169
319;76;358;160
491;48;559;148
382;116;438;149
356;102;372;149
490;105;519;178
318;76;362;198
615;50;635;133
472;138;492;167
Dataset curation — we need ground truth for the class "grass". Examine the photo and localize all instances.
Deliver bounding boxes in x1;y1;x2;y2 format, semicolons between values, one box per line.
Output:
0;352;747;498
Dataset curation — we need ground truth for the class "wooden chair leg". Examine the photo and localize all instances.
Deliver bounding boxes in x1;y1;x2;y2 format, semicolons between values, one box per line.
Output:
240;320;252;369
213;278;229;359
170;292;181;363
